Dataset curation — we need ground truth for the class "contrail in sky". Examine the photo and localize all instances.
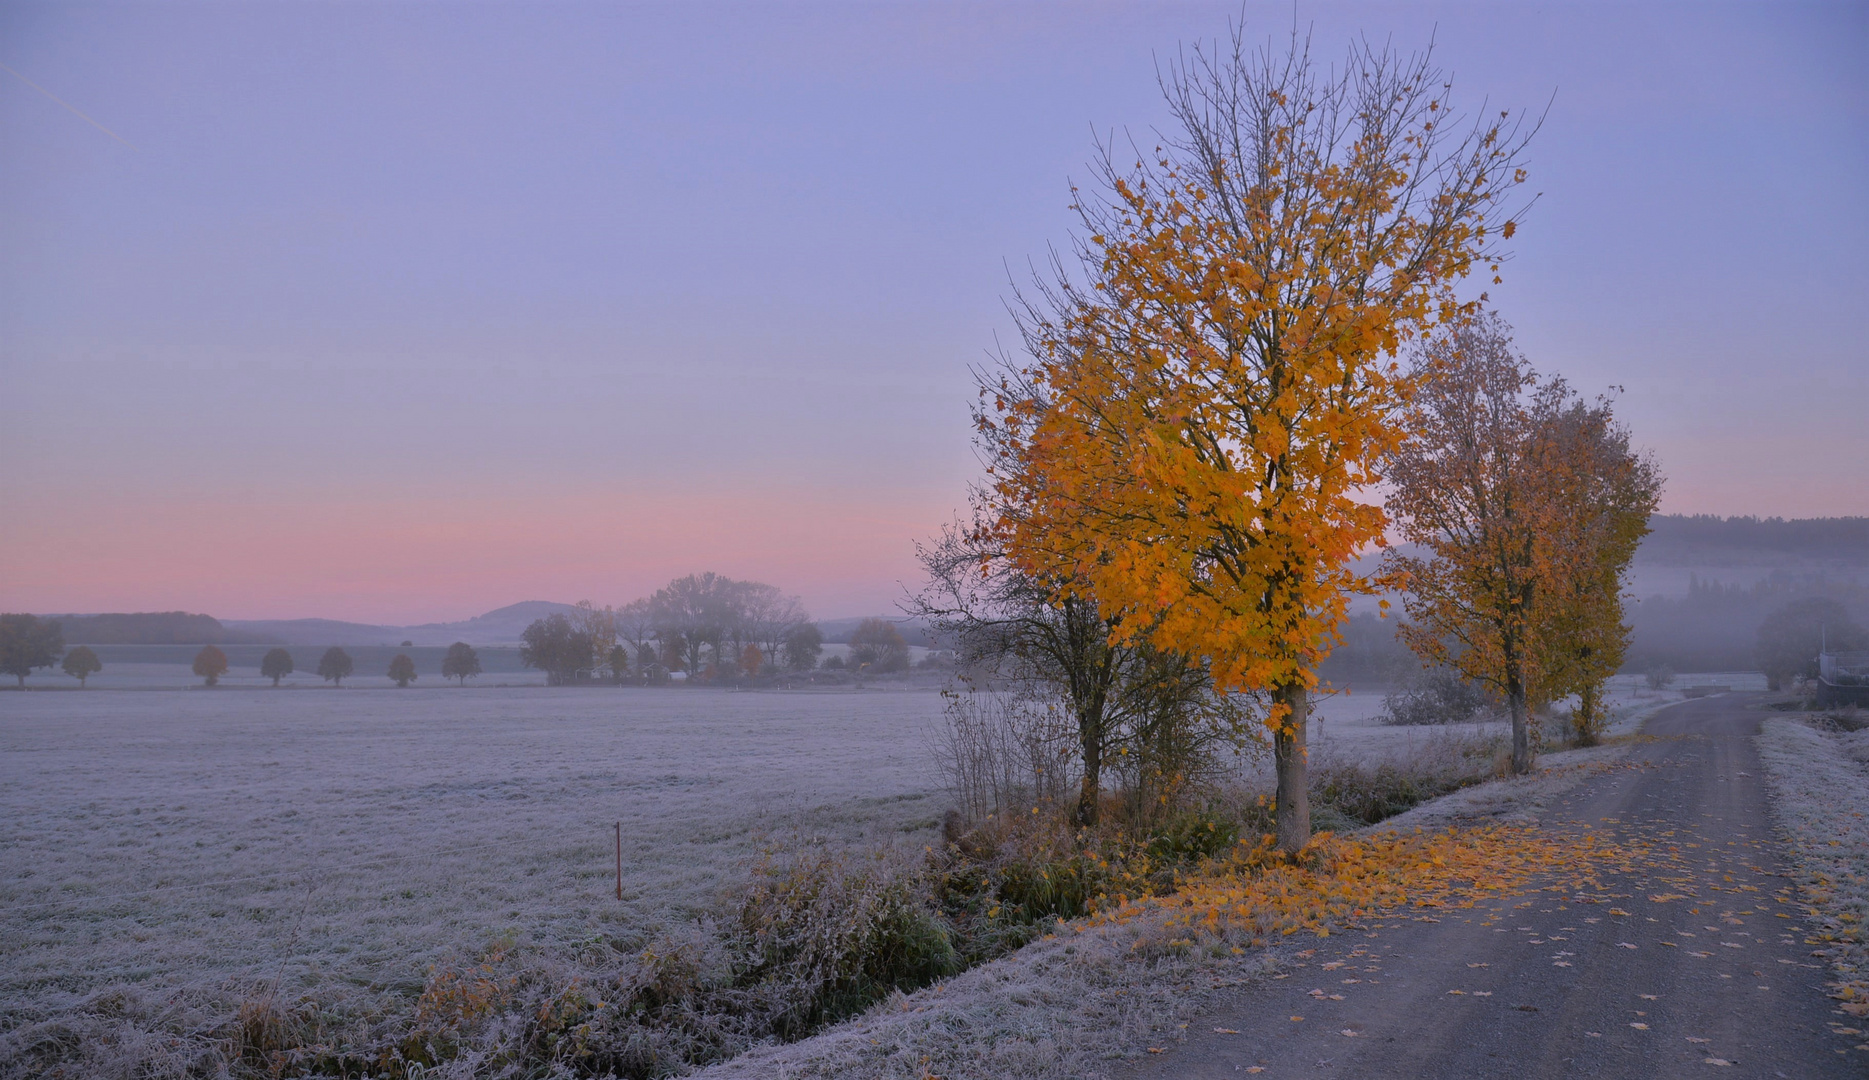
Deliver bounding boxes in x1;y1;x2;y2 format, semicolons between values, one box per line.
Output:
1;61;135;147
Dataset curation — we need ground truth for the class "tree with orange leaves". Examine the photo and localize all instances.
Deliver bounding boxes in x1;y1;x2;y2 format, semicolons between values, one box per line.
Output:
982;28;1535;851
1383;313;1659;770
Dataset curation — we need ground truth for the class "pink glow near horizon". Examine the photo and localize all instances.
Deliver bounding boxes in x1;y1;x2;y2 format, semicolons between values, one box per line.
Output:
5;477;1849;627
0;487;948;624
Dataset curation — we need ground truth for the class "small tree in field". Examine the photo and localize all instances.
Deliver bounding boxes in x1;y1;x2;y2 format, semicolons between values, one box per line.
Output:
0;613;63;687
740;643;763;677
985;28;1534;850
521;615;592;686
441;641;481;685
782;623;823;671
607;644;629;680
62;645;102;688
193;645;229;687
260;647;294;686
848;619;909;673
318;646;354;686
573;600;618;678
387;653;417;688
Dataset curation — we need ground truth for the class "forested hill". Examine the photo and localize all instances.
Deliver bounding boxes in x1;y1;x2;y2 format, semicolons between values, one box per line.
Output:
1619;515;1867;672
1323;515;1868;683
1636;515;1869;566
47;611;273;645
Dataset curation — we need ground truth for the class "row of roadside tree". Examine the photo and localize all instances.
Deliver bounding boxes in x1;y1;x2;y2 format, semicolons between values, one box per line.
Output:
0;619;494;689
911;29;1665;853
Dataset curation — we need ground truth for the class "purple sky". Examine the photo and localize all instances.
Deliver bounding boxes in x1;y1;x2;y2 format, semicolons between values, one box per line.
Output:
2;1;1863;624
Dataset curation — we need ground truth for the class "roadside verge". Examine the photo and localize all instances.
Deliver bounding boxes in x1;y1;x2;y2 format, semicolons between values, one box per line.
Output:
694;717;1661;1078
1757;713;1869;1034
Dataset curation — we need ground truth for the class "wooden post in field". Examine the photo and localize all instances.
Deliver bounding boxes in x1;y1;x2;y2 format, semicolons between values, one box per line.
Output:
615;822;622;900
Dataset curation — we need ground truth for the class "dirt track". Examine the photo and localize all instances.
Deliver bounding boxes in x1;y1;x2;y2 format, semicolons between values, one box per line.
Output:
1124;694;1865;1079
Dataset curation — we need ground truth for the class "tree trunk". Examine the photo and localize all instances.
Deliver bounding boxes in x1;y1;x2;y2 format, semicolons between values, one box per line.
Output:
1076;754;1100;827
1507;674;1534;775
1076;706;1102;827
1273;682;1311;854
1573;681;1601;746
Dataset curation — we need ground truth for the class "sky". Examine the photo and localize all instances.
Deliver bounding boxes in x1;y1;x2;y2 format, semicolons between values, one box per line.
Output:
2;0;1864;624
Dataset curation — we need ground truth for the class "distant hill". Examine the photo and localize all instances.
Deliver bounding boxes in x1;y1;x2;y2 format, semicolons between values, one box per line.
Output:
223;601;581;646
1625;514;1867;603
398;601;584;645
817;616;935;646
216;616;403;646
1636;514;1869;567
47;611;276;645
45;603;917;648
1611;515;1864;673
1324;515;1869;681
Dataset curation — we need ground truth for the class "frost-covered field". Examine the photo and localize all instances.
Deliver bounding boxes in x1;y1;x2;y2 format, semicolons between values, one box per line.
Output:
0;688;950;1043
0;674;1699;1074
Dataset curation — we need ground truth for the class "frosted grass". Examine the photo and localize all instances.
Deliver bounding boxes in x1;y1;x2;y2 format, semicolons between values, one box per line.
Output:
0;678;1680;1074
1757;716;1869;1004
0;688;949;1041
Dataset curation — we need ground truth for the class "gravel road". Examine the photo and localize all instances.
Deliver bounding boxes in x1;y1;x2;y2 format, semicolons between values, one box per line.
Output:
1124;693;1865;1079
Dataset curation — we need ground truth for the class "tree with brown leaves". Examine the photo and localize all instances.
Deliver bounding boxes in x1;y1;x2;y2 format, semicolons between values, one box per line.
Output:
1384;313;1660;770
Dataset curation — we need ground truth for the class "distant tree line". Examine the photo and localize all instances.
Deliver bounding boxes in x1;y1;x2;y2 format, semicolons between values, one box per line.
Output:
519;574;821;685
513;574;928;686
1639;514;1869;564
1624;573;1869;675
